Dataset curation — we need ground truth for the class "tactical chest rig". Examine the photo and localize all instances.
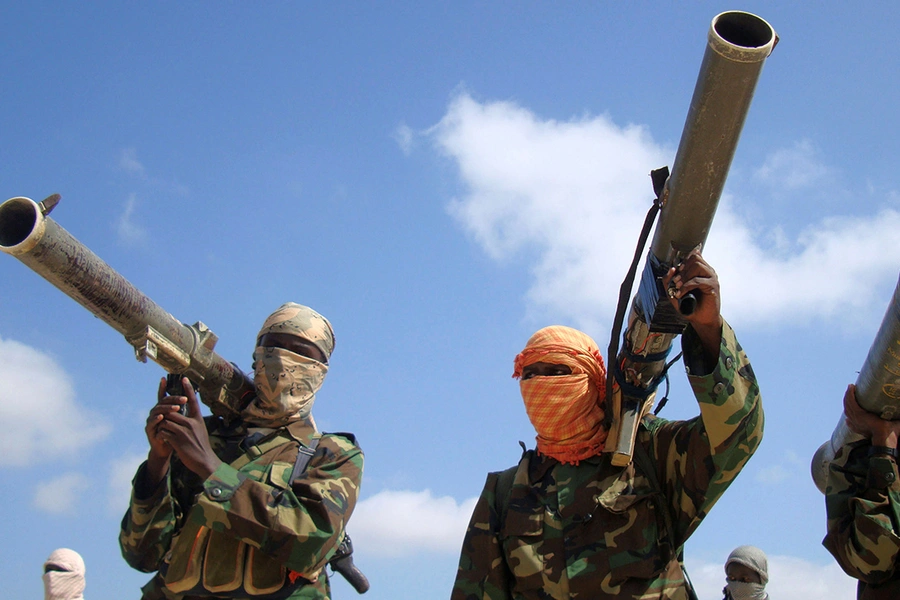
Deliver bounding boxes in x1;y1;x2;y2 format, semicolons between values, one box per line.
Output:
162;430;367;598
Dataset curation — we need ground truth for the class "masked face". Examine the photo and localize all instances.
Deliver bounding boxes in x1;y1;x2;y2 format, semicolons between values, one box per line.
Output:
243;346;328;427
725;581;767;600
242;303;335;428
513;326;608;464
43;548;85;600
725;559;767;600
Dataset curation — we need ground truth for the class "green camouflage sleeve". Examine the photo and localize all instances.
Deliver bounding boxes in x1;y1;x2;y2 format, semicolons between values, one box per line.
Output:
119;461;179;573
823;442;900;584
451;471;513;600
191;433;363;576
644;319;763;545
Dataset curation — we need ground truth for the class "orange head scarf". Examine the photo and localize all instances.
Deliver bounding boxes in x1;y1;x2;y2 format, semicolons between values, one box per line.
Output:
513;325;608;465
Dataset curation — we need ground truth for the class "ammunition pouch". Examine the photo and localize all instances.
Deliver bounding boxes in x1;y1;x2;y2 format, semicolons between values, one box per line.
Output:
161;521;317;599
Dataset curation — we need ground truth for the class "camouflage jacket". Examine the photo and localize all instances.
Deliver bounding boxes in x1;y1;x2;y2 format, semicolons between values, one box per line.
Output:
823;440;900;600
120;416;363;600
452;321;762;600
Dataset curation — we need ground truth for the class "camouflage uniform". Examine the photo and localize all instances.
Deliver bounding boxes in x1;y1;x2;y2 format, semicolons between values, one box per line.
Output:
452;321;762;600
823;441;900;599
120;415;363;600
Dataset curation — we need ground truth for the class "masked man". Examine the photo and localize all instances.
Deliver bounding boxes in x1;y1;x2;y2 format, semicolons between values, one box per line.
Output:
721;545;769;600
823;383;900;600
43;548;86;600
452;251;763;600
120;303;363;600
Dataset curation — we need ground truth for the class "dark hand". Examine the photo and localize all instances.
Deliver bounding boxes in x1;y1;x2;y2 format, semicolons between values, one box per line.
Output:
843;383;900;448
662;249;723;362
155;378;222;480
143;377;185;485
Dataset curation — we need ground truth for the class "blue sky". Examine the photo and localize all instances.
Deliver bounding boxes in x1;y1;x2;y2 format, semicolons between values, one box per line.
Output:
2;2;899;598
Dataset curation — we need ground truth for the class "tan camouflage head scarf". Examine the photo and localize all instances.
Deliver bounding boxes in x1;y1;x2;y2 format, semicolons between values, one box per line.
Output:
43;548;85;600
242;303;335;428
513;325;608;465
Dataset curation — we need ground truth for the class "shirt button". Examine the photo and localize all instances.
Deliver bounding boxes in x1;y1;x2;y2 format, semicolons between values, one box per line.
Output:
713;382;726;395
210;487;222;498
725;357;734;370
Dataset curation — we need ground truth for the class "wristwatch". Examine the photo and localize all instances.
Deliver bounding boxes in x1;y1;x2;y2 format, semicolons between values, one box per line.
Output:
867;445;899;459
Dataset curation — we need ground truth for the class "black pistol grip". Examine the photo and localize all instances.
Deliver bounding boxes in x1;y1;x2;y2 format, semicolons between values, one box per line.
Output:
331;554;370;594
678;291;698;316
165;373;188;416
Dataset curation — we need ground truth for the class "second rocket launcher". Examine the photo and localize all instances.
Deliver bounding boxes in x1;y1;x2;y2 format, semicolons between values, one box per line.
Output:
606;11;777;466
811;274;900;494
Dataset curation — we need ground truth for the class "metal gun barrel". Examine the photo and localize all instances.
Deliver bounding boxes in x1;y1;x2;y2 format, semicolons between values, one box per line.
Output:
608;11;776;465
811;275;900;493
650;10;777;263
0;195;253;418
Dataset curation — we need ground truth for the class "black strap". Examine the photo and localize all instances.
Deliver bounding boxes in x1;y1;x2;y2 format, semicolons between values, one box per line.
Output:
495;443;530;527
289;437;320;484
606;167;668;408
286;436;370;594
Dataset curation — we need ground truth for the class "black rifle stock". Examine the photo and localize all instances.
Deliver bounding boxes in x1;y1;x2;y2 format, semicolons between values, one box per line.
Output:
606;12;777;466
811;274;900;493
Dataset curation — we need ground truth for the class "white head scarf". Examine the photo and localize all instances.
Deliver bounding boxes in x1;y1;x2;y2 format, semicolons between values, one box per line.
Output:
724;545;768;600
42;548;85;600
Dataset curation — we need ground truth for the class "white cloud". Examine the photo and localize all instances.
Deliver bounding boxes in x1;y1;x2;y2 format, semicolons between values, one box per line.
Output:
115;193;149;246
755;449;808;485
755;464;790;485
393;123;415;156
108;452;145;514
429;93;900;336
33;472;90;515
0;337;111;467
351;489;478;556
754;140;829;189
119;147;146;177
687;554;857;600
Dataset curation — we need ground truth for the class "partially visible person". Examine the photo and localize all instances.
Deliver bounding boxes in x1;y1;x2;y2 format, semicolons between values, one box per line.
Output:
43;548;85;600
823;383;900;599
722;545;768;600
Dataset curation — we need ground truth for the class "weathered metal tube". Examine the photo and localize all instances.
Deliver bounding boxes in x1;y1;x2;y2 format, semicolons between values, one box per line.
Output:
0;196;254;418
650;10;777;264
607;11;777;466
811;275;900;493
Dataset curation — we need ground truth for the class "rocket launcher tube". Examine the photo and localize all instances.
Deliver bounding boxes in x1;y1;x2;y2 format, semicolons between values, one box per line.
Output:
606;12;777;466
811;275;900;493
0;195;254;419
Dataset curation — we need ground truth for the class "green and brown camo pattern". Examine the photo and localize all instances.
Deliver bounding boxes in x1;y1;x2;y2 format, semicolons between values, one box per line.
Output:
119;417;363;600
452;321;763;600
823;441;900;598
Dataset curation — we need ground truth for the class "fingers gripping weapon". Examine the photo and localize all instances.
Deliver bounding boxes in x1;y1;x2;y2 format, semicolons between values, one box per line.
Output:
811;275;900;494
606;12;777;466
0;195;255;419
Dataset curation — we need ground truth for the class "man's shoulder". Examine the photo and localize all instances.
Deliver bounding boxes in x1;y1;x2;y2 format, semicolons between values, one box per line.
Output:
320;431;361;452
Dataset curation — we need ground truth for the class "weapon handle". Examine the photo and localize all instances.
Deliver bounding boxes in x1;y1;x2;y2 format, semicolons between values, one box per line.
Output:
165;373;190;416
679;292;698;316
331;554;370;594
